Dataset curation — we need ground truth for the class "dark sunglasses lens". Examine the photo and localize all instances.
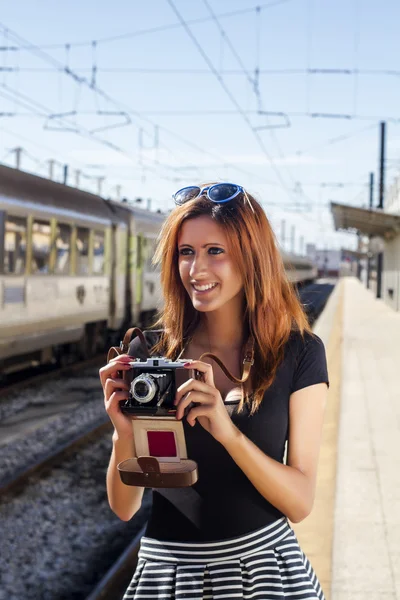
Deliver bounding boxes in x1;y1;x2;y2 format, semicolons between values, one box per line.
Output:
174;186;200;205
208;184;239;202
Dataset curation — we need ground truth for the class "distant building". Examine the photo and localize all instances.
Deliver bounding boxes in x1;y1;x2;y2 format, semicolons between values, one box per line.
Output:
331;176;400;312
306;244;341;277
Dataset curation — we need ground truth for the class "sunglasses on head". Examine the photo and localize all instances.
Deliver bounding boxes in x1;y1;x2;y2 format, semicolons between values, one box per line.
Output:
173;183;245;206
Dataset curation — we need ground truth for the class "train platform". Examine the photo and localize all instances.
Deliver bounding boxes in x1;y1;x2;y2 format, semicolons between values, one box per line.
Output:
293;276;400;600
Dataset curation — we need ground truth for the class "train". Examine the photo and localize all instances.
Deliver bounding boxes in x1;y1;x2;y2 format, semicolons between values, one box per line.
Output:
0;165;317;375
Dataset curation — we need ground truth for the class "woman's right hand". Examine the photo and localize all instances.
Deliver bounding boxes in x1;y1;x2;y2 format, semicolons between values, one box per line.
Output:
99;354;134;439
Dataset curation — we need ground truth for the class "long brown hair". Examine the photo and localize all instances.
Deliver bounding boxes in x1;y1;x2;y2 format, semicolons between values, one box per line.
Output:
151;187;312;413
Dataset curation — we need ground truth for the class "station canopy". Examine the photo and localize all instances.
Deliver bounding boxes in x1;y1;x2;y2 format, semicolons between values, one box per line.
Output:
331;202;400;238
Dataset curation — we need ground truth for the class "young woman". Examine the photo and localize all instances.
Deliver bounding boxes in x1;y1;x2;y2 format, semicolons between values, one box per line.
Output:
99;183;329;600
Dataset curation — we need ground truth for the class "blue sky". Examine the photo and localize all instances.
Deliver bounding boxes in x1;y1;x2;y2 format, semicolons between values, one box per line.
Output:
1;0;400;252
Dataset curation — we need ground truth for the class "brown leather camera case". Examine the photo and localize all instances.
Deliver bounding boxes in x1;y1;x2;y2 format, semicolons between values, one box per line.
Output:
118;456;198;488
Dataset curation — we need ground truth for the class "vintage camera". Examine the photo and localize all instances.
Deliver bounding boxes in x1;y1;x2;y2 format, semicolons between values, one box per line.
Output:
120;357;195;417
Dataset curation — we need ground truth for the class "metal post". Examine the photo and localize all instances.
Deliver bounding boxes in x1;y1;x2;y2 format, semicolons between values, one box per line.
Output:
376;252;383;298
366;172;374;288
75;170;81;188
369;172;374;209
14;147;22;169
97;176;105;196
48;159;55;180
366;248;372;289
63;164;68;185
378;122;385;209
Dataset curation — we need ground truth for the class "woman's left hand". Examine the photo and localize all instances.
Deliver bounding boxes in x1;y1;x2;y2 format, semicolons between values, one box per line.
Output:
174;360;240;447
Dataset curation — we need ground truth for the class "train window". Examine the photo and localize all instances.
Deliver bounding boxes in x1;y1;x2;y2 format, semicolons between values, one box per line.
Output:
55;224;71;275
4;216;27;275
32;220;51;274
93;230;105;275
76;227;90;275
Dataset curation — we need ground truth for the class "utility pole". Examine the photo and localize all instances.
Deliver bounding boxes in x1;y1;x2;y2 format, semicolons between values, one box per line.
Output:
281;220;286;250
63;164;68;185
378;121;385;209
96;176;105;197
376;121;386;297
48;159;55;180
13;147;22;169
369;172;374;209
299;235;304;256
366;172;374;289
290;225;295;254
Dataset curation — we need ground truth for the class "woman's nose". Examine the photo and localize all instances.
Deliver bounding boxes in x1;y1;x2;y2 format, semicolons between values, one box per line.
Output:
189;253;208;278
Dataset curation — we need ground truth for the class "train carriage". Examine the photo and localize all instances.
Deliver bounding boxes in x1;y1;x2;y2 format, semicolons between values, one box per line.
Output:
0;166;162;374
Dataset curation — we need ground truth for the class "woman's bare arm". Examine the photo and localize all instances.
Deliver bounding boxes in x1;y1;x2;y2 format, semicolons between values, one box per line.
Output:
223;382;328;523
107;432;145;521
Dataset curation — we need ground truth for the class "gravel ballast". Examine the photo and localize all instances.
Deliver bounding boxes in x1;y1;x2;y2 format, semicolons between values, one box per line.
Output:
0;432;151;600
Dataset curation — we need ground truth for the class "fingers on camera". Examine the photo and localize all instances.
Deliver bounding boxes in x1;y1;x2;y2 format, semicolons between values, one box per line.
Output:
99;361;131;385
105;377;129;396
106;390;129;407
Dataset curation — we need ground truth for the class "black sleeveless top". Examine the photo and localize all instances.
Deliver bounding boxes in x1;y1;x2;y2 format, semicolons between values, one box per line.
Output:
128;329;329;542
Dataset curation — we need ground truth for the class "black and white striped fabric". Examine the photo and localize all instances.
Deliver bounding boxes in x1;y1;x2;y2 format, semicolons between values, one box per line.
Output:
123;517;325;599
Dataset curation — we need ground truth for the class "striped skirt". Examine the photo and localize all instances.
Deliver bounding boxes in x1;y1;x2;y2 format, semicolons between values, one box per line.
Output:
123;517;325;599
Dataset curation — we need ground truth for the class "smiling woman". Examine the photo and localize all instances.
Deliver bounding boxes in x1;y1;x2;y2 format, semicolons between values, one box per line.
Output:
100;182;329;600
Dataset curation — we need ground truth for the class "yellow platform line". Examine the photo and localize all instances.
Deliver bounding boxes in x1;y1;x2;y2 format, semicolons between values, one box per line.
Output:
292;282;344;600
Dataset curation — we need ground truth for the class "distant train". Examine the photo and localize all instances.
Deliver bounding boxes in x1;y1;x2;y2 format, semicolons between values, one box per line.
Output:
0;165;317;374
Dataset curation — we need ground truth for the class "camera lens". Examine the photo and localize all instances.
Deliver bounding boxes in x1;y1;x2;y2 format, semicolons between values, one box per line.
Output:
135;381;150;399
131;375;157;404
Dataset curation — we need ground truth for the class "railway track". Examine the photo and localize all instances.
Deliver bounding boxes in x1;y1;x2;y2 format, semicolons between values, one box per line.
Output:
0;281;336;600
0;419;111;496
0;354;104;398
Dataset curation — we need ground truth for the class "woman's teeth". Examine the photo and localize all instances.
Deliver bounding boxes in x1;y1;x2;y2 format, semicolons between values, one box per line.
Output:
193;283;218;292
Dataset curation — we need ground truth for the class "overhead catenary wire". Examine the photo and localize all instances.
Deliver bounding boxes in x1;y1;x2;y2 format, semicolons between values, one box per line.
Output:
0;83;192;184
7;67;400;77
9;0;298;50
201;0;311;211
0;23;274;186
165;0;298;199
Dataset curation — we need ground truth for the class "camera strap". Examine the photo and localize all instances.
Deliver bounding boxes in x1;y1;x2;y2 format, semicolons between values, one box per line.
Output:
198;335;255;384
107;327;150;363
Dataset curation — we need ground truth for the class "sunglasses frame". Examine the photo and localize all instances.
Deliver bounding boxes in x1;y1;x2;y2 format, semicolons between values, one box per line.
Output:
173;183;245;206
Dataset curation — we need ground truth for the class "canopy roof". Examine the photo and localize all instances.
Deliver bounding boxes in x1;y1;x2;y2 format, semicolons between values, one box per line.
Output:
331;201;400;238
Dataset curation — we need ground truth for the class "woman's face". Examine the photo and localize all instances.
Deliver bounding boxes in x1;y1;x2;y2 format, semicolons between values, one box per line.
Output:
177;215;244;313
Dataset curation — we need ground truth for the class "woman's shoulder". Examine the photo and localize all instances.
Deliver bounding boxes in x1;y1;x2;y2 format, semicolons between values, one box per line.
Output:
285;329;325;361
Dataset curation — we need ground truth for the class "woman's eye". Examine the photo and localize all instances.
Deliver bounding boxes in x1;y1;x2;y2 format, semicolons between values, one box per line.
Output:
178;247;224;256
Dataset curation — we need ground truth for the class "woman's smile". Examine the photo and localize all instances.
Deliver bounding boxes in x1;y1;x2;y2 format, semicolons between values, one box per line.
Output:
191;282;219;294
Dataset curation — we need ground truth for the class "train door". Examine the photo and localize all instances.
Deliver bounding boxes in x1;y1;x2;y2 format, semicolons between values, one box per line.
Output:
109;223;117;326
134;232;144;324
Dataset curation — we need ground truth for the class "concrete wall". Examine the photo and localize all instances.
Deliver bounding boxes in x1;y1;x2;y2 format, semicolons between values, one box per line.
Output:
383;235;400;311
